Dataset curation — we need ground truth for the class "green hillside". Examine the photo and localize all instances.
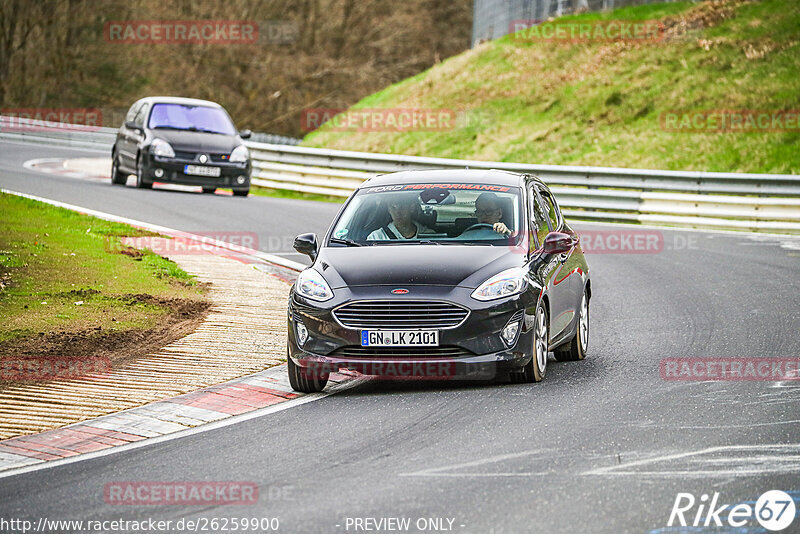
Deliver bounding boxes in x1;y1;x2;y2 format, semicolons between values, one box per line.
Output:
304;0;800;174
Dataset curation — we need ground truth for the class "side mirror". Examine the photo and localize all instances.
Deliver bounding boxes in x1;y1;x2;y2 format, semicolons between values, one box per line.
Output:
293;233;318;261
125;121;142;133
239;129;252;139
543;231;573;255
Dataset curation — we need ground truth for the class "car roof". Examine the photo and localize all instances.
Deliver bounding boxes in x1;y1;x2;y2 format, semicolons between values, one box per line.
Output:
360;169;539;189
136;96;224;109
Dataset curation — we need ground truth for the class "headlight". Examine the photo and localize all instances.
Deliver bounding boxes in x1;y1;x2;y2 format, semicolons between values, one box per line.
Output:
229;144;249;163
471;267;528;301
151;138;175;158
296;269;334;302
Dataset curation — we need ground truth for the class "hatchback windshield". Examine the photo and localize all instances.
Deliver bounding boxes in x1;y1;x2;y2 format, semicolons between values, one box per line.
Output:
148;103;236;135
330;183;524;245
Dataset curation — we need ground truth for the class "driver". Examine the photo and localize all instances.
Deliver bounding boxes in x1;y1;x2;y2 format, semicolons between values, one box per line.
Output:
467;192;511;236
367;194;432;240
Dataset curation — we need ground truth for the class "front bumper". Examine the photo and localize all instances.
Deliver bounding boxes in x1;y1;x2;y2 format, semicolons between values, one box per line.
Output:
143;153;251;189
287;285;536;381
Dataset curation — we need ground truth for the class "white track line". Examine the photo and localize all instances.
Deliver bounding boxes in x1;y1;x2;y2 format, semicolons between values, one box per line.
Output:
573;219;800;240
0;189;347;480
583;444;800;477
0;188;306;272
0;375;369;480
2;138;109;154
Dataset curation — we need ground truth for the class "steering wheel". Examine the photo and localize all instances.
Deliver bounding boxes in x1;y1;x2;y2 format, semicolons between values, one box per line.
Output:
462;223;498;233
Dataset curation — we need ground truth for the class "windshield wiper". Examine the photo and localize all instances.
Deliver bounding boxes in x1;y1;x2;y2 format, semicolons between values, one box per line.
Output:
152;126;224;134
329;237;362;247
193;128;226;134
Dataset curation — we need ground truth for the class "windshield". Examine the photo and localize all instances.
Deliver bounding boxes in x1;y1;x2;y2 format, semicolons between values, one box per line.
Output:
147;103;236;135
330;183;524;246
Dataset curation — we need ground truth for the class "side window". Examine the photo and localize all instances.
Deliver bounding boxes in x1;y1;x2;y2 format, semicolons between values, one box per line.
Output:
133;104;149;127
125;103;140;123
539;190;560;231
528;185;549;249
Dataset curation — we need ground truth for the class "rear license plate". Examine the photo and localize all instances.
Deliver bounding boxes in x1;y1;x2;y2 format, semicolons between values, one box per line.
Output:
361;330;439;347
184;165;221;177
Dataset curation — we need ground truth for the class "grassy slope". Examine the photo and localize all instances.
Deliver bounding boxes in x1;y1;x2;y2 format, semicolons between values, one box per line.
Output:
304;0;800;174
0;193;205;343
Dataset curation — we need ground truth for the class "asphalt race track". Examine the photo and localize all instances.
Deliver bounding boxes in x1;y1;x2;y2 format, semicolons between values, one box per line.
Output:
1;138;799;533
0;141;341;266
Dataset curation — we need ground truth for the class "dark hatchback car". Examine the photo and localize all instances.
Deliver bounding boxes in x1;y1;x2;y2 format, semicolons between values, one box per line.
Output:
111;96;252;196
287;169;591;392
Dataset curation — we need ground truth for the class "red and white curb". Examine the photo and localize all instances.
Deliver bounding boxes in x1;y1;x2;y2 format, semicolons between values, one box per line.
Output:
0;190;356;477
23;157;109;182
0;365;361;475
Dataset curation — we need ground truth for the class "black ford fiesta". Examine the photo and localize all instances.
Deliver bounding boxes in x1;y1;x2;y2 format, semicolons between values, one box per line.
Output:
287;169;591;392
111;96;252;196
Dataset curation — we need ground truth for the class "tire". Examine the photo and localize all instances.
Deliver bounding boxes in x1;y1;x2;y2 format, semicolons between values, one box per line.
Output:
554;289;589;362
510;301;548;383
110;154;127;185
202;187;216;194
287;354;329;393
135;155;152;189
232;189;249;197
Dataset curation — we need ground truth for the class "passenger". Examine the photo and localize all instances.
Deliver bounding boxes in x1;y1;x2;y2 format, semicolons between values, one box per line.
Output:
367;194;432;240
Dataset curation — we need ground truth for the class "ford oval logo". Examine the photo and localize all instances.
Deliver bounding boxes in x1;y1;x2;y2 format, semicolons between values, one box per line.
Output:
391;288;409;294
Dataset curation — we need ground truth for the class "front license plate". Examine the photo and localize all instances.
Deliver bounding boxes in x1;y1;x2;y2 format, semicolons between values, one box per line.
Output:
361;330;439;347
184;165;221;177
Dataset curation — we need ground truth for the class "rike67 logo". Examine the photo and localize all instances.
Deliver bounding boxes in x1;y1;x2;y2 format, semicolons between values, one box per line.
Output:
668;490;796;531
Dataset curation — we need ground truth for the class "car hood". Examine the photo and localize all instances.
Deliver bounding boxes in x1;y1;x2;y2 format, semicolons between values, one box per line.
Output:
149;130;240;153
316;245;524;289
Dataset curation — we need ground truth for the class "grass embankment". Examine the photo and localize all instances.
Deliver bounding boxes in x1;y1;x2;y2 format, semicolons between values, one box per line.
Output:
0;193;209;384
250;185;344;203
304;0;800;174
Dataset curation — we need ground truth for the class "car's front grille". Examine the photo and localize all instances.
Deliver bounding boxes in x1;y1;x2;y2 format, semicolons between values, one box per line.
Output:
331;345;473;359
333;300;469;329
172;151;230;162
173;150;195;160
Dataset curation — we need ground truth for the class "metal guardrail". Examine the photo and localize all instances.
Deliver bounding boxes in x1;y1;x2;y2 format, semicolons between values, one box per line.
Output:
246;141;800;233
3;115;800;233
249;132;300;146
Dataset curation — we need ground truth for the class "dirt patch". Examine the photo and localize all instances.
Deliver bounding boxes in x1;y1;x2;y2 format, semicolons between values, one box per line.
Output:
118;246;145;259
662;0;746;40
0;295;211;391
